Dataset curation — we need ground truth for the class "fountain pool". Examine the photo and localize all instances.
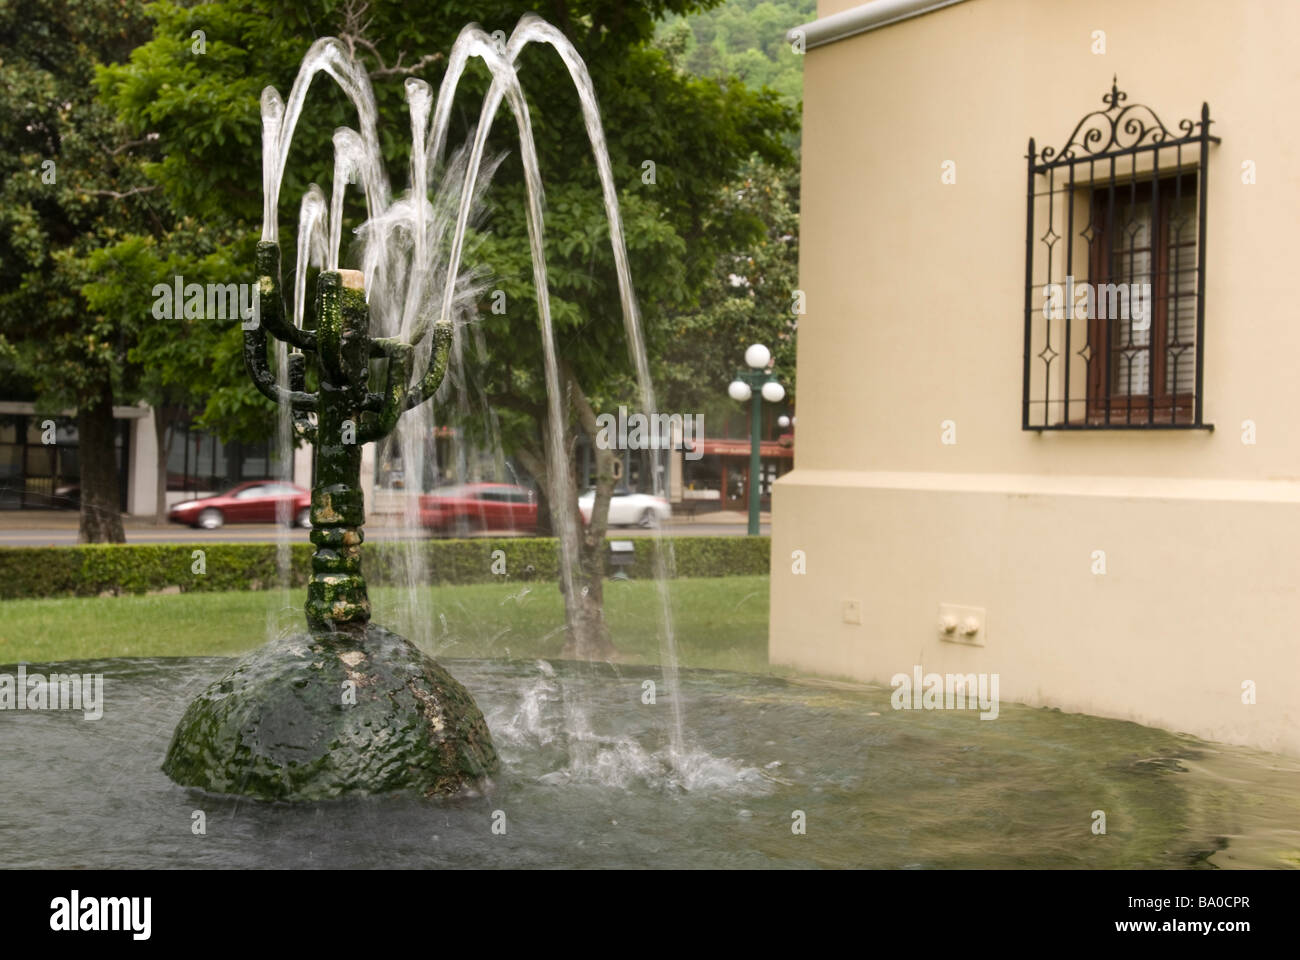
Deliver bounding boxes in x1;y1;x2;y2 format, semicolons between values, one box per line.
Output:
3;655;1297;869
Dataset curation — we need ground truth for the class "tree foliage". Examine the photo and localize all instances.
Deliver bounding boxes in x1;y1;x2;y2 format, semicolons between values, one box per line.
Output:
97;0;795;652
0;0;186;540
655;155;798;426
657;0;814;106
99;0;796;442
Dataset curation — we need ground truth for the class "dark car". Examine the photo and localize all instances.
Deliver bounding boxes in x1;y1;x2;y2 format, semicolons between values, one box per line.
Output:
418;482;538;536
168;481;312;530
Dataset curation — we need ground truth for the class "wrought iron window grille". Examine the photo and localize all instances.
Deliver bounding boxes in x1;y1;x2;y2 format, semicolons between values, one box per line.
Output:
1023;78;1219;430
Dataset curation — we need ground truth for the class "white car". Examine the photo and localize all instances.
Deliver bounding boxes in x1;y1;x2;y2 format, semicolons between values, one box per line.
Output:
577;488;671;527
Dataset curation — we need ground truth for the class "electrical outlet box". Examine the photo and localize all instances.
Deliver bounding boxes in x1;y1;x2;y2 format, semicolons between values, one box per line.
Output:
842;599;862;625
938;603;985;646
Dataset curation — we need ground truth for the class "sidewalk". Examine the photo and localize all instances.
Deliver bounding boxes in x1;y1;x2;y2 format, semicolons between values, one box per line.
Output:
0;510;173;530
670;509;770;525
0;508;772;530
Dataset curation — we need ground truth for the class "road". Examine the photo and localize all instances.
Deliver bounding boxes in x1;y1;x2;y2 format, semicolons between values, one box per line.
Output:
0;518;769;546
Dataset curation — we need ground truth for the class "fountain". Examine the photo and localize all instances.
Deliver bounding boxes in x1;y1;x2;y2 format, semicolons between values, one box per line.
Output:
162;15;681;799
161;252;498;799
7;15;1295;869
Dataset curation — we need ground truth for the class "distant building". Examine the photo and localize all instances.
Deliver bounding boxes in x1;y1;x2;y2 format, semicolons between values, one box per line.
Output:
1;401;140;512
0;398;307;515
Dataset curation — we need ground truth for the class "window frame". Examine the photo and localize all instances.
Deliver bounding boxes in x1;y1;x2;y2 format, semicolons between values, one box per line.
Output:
1022;80;1219;431
1084;173;1198;426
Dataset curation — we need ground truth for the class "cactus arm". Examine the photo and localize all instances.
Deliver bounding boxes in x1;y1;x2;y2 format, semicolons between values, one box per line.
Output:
359;341;413;444
246;240;318;409
403;320;453;411
255;240;316;352
288;352;317;444
293;420;318;444
359;336;407;412
243;314;319;409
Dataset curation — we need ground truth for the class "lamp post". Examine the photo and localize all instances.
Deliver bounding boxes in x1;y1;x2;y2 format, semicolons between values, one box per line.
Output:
728;343;784;536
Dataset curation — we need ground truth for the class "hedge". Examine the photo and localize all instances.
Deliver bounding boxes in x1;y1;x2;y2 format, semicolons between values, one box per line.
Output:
0;536;770;600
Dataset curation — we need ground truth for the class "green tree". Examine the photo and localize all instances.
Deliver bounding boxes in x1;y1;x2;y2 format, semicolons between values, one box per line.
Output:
664;0;814;110
655;156;799;422
652;1;803;450
80;228;243;523
0;0;181;542
101;0;795;655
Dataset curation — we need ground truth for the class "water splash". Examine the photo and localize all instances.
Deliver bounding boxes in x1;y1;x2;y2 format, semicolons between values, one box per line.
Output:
328;128;363;271
293;185;328;327
258;16;687;768
486;662;764;793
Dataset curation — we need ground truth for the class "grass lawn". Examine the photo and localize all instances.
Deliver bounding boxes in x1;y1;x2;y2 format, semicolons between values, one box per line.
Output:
0;575;775;673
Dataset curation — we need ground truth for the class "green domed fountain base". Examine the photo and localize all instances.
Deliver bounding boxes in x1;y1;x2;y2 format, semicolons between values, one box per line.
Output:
162;625;497;800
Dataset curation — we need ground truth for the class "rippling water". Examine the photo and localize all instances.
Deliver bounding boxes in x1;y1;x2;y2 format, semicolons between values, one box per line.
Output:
1;657;1296;869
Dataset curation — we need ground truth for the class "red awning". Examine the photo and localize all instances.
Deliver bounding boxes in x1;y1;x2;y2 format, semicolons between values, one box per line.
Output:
694;437;794;458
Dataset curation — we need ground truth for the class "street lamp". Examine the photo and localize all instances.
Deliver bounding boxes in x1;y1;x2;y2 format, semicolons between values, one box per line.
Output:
728;343;784;535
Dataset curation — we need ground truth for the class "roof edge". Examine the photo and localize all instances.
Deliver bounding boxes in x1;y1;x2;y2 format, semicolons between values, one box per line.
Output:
788;0;972;50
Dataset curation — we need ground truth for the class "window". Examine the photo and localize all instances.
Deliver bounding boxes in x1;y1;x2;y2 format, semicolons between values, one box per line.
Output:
0;413;125;510
162;415;279;494
1085;172;1198;424
1023;80;1219;429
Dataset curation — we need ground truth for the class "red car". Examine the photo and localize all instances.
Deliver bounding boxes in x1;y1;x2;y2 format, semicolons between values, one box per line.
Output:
168;481;312;530
418;483;538;536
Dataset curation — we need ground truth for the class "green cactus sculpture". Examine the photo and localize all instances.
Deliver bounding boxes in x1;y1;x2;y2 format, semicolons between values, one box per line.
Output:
161;241;497;801
243;241;452;633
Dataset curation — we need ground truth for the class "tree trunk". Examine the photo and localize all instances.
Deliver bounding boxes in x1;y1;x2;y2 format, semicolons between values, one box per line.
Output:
560;367;619;660
532;466;554;536
78;378;126;543
516;387;618;663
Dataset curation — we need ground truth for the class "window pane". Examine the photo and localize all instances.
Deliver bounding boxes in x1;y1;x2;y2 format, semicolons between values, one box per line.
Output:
58;446;78;481
1166;191;1199;396
166;423;190;491
241;443;269;480
1109;197;1152;397
0;445;21;479
212;441;230;488
26;445;55;477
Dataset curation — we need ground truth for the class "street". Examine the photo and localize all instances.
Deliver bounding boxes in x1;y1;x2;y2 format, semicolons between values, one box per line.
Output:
0;512;770;546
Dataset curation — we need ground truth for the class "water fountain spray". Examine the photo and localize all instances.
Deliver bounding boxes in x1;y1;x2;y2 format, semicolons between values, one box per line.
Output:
161;15;684;799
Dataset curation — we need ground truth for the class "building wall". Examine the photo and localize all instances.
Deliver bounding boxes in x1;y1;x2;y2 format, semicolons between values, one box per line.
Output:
127;409;158;516
772;0;1300;754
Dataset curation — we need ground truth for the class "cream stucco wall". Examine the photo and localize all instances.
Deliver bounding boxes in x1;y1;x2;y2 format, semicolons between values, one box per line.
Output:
773;0;1300;754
